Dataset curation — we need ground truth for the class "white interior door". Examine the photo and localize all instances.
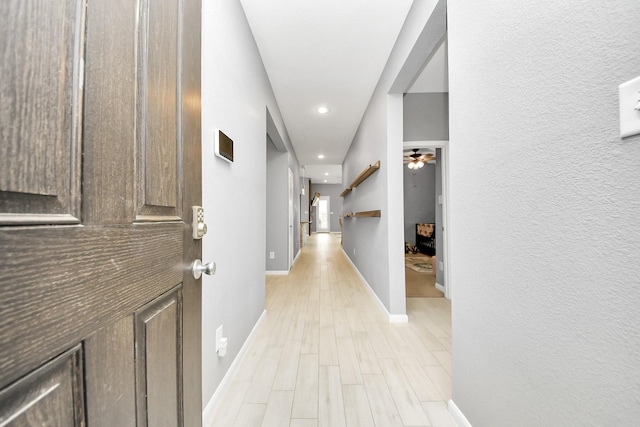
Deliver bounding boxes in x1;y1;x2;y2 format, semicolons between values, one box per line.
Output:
317;196;330;232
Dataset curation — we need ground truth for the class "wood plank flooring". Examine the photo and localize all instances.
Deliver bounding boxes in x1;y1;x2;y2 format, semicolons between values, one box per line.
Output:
208;233;455;427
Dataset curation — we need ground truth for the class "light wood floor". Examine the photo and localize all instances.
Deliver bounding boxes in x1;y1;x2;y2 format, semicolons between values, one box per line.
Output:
208;233;455;427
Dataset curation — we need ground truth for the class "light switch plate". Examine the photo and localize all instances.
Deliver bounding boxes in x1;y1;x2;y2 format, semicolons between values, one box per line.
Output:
619;75;640;138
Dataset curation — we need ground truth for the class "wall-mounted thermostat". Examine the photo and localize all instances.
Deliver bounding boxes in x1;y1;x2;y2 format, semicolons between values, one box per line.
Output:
214;129;234;162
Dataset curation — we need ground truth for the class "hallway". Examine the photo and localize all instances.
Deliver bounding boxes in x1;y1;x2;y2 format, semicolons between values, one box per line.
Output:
209;233;455;427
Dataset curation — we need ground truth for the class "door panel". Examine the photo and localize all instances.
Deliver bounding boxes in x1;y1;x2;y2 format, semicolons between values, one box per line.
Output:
0;346;84;427
136;288;182;427
85;316;136;427
0;224;182;388
0;0;83;224
136;0;181;220
0;0;202;425
82;0;136;225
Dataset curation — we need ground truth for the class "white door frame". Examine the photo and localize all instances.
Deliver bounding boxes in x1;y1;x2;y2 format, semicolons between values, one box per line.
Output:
288;168;294;270
316;196;330;232
403;140;451;299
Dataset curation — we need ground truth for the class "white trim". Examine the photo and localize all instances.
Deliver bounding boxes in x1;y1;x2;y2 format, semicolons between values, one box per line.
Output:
442;143;452;301
403;140;448;148
435;282;445;293
448;400;473;427
341;249;408;323
288;168;294;270
389;314;409;323
316;196;330;233
265;270;289;275
202;310;267;426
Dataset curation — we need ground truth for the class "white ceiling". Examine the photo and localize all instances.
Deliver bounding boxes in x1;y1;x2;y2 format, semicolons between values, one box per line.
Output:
302;165;342;185
240;0;414;183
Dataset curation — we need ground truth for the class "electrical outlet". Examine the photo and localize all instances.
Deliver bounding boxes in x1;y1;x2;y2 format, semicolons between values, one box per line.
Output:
216;325;223;346
215;325;227;357
353;248;356;255
269;251;275;259
439;261;444;271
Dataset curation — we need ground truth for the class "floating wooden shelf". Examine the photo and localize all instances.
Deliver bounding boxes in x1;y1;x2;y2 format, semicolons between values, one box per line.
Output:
351;161;380;188
342;210;381;218
341;161;381;221
340;161;380;197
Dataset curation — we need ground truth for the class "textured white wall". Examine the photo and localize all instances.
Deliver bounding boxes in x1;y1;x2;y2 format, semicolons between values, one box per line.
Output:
201;0;298;411
448;1;640;425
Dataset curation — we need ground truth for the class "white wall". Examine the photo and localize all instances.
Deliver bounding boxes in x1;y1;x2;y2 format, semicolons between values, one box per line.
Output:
342;0;440;317
201;0;299;412
448;1;640;425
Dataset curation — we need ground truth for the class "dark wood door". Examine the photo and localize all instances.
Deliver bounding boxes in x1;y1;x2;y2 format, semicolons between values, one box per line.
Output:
0;0;202;425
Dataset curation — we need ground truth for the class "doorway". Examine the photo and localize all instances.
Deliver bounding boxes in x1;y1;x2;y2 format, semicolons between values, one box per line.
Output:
402;142;449;298
316;196;330;232
398;22;450;299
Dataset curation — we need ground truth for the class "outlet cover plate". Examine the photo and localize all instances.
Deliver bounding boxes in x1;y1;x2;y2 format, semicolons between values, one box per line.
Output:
216;325;223;351
619;75;640;138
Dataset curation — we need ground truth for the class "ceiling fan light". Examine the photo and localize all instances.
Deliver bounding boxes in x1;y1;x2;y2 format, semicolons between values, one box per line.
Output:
416;161;424;168
407;162;415;169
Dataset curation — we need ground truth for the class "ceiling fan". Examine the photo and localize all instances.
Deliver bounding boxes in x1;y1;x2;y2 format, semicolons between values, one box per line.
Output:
403;148;435;169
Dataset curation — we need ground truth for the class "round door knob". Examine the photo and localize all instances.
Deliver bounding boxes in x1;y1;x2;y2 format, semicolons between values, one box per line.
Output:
192;259;216;279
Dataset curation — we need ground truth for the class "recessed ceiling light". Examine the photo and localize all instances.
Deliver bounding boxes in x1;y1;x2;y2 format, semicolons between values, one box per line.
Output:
324;172;329;176
316;106;330;114
318;154;325;159
324;180;327;183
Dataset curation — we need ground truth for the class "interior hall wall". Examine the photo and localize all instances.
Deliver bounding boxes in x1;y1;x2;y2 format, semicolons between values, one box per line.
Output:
448;0;640;425
342;0;441;316
201;0;300;414
403;92;449;141
310;183;343;233
265;137;289;271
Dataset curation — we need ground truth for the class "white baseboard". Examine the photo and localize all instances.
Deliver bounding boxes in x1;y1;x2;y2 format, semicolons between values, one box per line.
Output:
448;400;472;427
389;314;409;323
265;270;288;275
202;310;267;425
341;249;408;323
435;282;445;293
